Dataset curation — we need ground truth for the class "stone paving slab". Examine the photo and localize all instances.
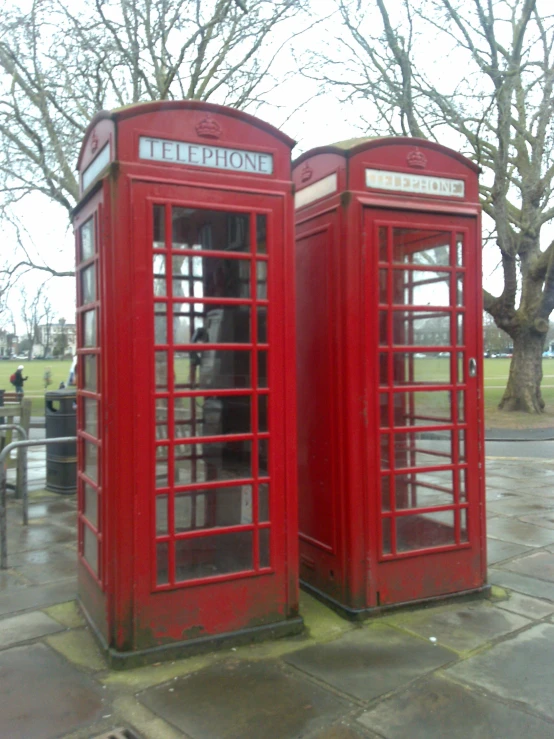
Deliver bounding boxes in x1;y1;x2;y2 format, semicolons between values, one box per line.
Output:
486;538;532;565
0;610;64;650
489;568;554;601
380;602;530;654
284;624;455;703
486;517;554;547
502;551;554;582
0;578;76;617
139;659;352;739
486;495;554;516
495;591;554;619
0;642;105;739
9;545;77;585
446;622;554;720
357;674;554;739
519;512;554;530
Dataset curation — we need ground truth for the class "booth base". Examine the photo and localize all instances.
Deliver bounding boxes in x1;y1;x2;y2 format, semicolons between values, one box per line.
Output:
79;599;304;670
300;580;492;622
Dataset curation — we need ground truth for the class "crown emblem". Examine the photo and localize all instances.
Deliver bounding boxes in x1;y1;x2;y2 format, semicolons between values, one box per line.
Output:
195;115;222;140
300;162;313;183
407;148;427;169
90;130;99;153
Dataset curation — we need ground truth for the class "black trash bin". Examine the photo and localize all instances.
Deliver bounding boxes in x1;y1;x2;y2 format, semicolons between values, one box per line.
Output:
45;388;77;494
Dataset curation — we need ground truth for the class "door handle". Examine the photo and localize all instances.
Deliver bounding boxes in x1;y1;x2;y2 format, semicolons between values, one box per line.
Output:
468;358;477;378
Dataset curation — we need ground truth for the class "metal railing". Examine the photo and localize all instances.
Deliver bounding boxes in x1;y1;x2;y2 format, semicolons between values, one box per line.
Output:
0;424;28;501
0;436;77;569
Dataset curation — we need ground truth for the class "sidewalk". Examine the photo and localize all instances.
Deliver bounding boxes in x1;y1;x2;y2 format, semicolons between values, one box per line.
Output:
2;451;554;738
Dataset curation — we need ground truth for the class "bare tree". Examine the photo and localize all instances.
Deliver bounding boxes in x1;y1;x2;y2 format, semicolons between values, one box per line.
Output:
0;0;308;276
19;284;51;360
306;0;554;413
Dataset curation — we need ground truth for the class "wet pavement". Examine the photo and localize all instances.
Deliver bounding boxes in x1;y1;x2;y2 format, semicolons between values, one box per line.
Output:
1;447;554;738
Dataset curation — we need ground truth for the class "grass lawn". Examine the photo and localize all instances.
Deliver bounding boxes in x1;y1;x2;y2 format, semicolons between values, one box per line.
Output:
2;359;73;415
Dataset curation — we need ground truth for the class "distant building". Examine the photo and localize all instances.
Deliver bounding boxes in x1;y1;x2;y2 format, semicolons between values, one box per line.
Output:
35;322;76;357
0;330;17;358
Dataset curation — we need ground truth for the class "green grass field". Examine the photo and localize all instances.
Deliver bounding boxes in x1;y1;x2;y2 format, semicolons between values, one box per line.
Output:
3;359;72;414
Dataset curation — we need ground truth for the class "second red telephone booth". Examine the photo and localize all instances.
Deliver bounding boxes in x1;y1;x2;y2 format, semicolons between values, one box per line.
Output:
293;137;487;617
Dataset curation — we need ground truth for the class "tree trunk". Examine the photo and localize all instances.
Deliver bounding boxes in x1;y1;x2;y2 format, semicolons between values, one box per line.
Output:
498;331;545;413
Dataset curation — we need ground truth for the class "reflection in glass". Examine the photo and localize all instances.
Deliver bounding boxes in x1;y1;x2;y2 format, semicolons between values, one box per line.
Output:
155;398;168;439
459;468;467;502
156;495;168;535
83;310;96;347
391;353;451;385
258;351;268;388
379;269;388;303
458;391;465;421
174;485;254;531
80;218;94;261
174;440;252;485
259;529;270;568
84;483;98;528
153;204;166;247
396;510;456;551
393;430;452;470
382;517;392;554
155;445;169;488
175;531;253;581
393;229;450;267
257;214;267;254
381;434;390;470
381;475;391;510
457;352;464;383
174;396;202;438
258;395;268;432
257;307;267;343
259;483;269;521
259;439;269;477
172;254;250;299
83;355;97;392
379;393;389;427
401;271;450;307
83;397;98;438
156;542;169;585
83;525;98;574
460;507;468;542
456;234;464;266
84;440;98;483
256;261;268;299
175;396;253;439
81;265;96;305
379;227;388;262
379;311;388;345
395;470;454;509
457;274;464;306
172;207;250;253
176;349;252;390
457;314;464;345
153;255;166;296
154;303;167;344
392;311;450;346
388;391;452;427
155;351;168;389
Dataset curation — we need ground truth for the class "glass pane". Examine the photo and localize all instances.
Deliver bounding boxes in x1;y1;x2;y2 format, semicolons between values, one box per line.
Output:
84;440;98;483
257;307;267;343
172;207;249;253
83;310;96;347
457;352;464;383
456;234;464;266
381;474;391;510
175;306;252;344
388;390;452;427
154;303;167;344
393;430;452;470
175;396;202;438
83;525;98;574
392;311;450;346
458;430;466;462
381;434;390;471
174;440;252;485
156;542;169;585
83;355;97;392
257;214;267;254
259;483;269;521
380;394;389;427
396;510;456;552
174;485;253;532
81;265;96;305
379;352;389;384
459;468;468;502
175;396;251;439
80;218;94;261
156;495;168;535
153;254;166;297
176;349;251;390
155;445;169;488
175;531;253;581
172;254;250;300
256;261;268;299
84;483;98;528
458;390;465;421
395;470;454;509
457;314;464;345
259;439;269;477
379;311;388;345
83;397;98;438
382;517;392;554
379;227;388;262
155;398;168;439
153;204;166;248
393;229;450;267
391;353;451;385
258;395;268;432
457;274;464;306
379;270;388;303
460;507;469;542
400;271;450;307
155;351;168;390
259;529;270;568
258;351;268;388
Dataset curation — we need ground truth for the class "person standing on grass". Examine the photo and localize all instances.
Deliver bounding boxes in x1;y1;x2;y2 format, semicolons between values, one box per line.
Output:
12;365;28;396
43;366;52;389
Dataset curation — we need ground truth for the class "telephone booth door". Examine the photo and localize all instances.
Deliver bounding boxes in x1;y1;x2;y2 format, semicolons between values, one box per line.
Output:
366;208;484;604
131;182;294;640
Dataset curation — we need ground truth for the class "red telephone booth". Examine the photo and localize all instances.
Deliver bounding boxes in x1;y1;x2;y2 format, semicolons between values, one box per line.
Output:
293;138;486;617
72;101;301;665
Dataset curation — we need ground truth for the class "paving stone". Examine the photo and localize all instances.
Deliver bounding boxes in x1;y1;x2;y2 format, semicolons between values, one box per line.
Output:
0;578;77;616
519;512;554;530
487;496;554;517
139;659;351;739
0;642;105;739
494;592;554;619
46;627;107;672
284;624;455;702
486;538;532;565
0;610;64;650
503;551;554;582
311;723;376;738
489;568;554;601
382;602;530;653
357;674;554;739
6;521;75;554
9;545;77;585
486;517;554;547
446;622;554;719
0;570;32;592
